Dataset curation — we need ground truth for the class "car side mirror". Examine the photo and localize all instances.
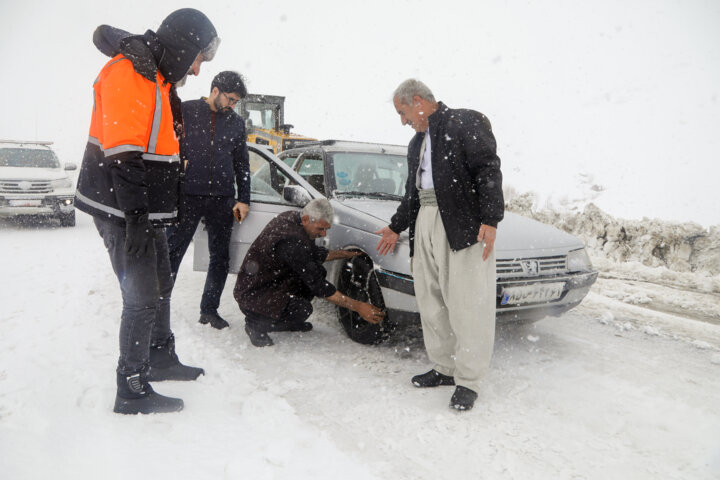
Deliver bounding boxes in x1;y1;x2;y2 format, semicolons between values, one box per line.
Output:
64;163;78;171
283;185;312;207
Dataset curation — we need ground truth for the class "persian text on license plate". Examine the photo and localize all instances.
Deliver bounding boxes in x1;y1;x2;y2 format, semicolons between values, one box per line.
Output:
9;199;42;207
501;282;565;305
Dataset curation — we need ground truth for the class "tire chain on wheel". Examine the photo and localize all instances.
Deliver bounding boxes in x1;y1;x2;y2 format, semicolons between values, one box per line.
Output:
337;254;394;345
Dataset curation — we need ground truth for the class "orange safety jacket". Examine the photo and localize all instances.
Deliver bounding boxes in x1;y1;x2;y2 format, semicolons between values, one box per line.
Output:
75;54;181;226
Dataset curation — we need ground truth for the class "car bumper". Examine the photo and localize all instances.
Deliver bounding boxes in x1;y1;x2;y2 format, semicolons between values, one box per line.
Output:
496;270;598;321
0;195;75;217
375;268;417;313
375;267;598;321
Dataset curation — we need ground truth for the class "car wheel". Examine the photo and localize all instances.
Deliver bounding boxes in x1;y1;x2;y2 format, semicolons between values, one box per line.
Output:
336;254;395;345
59;211;75;227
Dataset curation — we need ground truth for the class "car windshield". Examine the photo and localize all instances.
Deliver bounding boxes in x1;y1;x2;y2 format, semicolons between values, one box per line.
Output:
330;152;407;199
0;148;60;168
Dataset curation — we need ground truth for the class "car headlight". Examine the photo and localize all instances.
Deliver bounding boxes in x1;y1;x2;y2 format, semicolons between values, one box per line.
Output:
567;248;592;272
51;178;73;189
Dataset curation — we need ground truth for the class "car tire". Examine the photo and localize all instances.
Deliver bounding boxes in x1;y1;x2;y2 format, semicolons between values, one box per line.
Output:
336;254;395;345
59;211;75;227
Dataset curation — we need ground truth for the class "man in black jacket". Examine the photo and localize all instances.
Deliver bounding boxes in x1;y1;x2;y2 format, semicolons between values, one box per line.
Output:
75;9;219;414
167;71;251;330
376;79;504;411
234;199;385;347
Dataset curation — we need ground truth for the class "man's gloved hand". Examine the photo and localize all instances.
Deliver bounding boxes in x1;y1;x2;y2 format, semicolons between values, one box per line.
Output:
125;212;153;256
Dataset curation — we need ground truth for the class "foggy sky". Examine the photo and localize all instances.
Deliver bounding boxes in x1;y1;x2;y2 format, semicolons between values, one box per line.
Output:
1;0;718;226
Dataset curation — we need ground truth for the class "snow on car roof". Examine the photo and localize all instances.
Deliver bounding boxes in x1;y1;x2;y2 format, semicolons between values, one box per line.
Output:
0;140;54;150
290;139;407;155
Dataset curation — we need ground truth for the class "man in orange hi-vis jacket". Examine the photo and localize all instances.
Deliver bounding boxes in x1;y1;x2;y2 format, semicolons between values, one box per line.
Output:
75;9;220;415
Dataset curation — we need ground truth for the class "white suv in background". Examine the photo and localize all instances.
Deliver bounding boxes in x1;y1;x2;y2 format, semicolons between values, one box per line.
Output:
0;140;77;227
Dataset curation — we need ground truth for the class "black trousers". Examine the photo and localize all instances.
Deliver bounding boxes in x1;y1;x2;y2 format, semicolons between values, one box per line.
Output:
243;296;313;333
166;195;235;314
94;217;173;375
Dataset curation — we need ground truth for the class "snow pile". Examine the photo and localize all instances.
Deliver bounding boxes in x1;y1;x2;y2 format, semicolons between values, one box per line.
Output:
506;191;720;280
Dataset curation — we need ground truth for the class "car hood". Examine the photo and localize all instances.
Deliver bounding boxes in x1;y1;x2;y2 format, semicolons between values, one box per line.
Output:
339;197;585;257
0;166;66;181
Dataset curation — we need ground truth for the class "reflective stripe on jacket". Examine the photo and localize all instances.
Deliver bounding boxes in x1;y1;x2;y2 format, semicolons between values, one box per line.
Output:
75;54;181;226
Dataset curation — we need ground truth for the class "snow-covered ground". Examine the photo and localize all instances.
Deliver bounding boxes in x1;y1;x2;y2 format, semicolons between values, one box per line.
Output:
2;0;718;476
1;210;719;480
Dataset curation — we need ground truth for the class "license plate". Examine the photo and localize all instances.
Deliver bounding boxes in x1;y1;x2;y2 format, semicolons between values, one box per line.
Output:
9;199;42;207
501;282;565;305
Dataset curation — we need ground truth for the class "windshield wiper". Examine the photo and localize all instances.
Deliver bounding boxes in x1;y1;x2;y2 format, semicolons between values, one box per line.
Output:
334;191;402;200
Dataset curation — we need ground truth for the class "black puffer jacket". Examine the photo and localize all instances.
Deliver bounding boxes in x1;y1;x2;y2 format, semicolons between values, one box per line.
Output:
75;28;183;226
389;102;504;256
76;19;218;226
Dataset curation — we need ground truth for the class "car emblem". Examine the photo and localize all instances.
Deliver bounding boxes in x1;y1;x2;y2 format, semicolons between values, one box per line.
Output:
18;181;32;191
520;260;539;276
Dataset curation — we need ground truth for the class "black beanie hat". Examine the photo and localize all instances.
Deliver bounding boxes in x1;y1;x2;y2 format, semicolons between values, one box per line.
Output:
156;8;219;83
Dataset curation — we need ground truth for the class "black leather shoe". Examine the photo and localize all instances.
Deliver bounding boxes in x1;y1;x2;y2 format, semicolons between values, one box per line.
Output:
245;324;274;347
449;386;478;411
412;369;455;388
271;321;313;332
199;312;230;329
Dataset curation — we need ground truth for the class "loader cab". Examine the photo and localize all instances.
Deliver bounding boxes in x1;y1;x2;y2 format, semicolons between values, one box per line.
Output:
240;94;284;131
237;94;317;154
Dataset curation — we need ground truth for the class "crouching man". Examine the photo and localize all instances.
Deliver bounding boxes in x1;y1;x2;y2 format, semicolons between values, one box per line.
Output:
234;199;386;347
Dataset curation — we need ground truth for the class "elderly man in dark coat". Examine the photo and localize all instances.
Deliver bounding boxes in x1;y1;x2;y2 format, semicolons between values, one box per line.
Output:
376;79;504;411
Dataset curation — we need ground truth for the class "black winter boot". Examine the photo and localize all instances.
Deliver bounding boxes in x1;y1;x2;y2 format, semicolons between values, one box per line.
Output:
146;334;205;381
113;371;184;415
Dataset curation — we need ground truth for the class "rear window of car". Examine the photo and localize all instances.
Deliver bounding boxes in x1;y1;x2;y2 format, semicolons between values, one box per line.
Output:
278;154;299;168
0;148;60;168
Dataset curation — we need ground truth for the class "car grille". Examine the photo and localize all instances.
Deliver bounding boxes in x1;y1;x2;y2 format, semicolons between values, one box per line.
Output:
0;180;52;194
496;255;567;278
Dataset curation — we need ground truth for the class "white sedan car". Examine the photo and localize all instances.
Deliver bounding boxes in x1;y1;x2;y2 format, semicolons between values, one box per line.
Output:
194;141;597;344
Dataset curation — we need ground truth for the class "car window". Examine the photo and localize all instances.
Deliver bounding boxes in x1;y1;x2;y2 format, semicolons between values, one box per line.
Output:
330;152;407;196
248;150;297;205
295;154;325;195
278;153;299;168
0;148;60;168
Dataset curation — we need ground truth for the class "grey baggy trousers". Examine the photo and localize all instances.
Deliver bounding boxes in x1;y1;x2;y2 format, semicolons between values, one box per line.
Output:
412;203;496;393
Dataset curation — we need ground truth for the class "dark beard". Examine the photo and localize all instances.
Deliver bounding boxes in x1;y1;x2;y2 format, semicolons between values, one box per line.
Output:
213;96;231;112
